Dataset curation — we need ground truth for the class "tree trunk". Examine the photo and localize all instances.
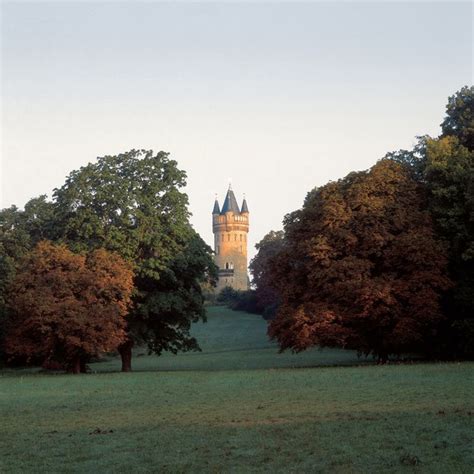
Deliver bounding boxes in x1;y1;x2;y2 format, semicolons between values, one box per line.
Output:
71;356;81;374
119;338;134;372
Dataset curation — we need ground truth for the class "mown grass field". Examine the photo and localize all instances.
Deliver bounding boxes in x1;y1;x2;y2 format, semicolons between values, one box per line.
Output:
1;307;473;473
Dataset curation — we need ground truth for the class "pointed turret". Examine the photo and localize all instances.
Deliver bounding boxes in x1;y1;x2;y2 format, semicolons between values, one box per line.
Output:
241;195;249;214
212;197;220;215
221;184;240;214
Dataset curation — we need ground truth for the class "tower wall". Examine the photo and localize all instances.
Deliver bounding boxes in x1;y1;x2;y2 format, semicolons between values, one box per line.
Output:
212;211;249;292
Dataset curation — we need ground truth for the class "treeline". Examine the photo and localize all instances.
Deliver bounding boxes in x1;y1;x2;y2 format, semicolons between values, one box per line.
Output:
228;86;474;362
0;150;217;372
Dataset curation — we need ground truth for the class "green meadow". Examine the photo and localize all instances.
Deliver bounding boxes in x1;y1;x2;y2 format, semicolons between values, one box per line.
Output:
1;307;472;473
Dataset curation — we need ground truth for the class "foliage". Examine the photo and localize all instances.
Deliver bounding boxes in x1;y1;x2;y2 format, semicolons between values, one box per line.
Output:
441;85;474;150
51;149;217;369
135;232;218;356
0;207;28;333
0;196;55;307
0;151;216;370
230;290;261;314
423;135;474;357
0;197;56;360
425;136;474;262
216;286;239;305
268;160;451;361
382;135;429;182
216;287;261;314
249;230;285;319
53;150;190;259
383;86;474;358
4;241;133;372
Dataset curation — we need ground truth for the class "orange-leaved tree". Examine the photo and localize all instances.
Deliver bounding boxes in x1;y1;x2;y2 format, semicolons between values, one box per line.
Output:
268;160;451;362
4;241;133;373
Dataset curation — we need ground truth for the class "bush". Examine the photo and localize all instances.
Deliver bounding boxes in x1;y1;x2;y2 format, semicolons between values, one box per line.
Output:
216;287;263;315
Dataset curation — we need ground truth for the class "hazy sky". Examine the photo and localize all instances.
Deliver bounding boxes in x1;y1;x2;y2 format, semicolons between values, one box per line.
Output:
1;1;472;261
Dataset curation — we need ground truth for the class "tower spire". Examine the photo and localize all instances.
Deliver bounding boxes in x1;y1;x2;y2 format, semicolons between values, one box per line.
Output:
241;194;249;214
212;194;220;214
221;185;240;214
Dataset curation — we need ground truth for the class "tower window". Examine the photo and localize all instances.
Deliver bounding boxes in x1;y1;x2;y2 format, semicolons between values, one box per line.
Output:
217;245;220;255
227;234;230;242
226;262;229;269
234;234;237;241
222;234;224;242
240;234;242;241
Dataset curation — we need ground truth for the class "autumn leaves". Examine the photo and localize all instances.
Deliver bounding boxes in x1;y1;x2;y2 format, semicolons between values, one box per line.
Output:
266;160;451;362
4;242;134;373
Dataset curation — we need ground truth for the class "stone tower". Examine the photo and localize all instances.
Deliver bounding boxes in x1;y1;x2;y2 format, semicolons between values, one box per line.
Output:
212;185;249;292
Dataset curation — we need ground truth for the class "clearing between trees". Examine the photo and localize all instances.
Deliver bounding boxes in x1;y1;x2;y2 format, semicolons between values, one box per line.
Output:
1;307;472;473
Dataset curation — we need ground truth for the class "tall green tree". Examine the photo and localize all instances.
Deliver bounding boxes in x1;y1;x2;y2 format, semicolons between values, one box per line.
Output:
441;85;474;150
0;196;55;298
0;196;56;359
52;149;216;370
424;136;474;356
383;136;428;182
384;86;474;358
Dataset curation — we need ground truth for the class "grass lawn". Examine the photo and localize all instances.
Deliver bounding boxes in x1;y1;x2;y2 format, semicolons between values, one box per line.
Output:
1;307;473;473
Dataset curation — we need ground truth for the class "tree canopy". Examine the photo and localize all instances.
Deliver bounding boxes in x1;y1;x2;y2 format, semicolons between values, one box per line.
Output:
250;85;473;361
423;134;474;357
441;85;474;150
249;230;285;319
0;196;55;308
267;160;451;361
51;149;217;370
0;197;56;358
1;149;216;371
4;241;134;373
384;86;474;357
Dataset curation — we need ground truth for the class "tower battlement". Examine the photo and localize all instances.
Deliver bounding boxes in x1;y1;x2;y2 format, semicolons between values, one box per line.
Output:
212;186;249;292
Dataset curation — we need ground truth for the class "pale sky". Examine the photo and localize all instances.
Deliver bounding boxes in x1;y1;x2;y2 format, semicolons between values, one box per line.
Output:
1;1;472;262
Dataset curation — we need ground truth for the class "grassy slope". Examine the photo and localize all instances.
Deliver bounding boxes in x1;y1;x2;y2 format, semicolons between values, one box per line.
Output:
92;306;364;372
1;307;473;473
